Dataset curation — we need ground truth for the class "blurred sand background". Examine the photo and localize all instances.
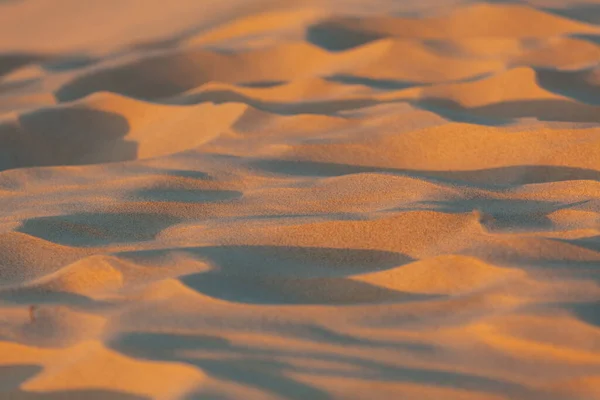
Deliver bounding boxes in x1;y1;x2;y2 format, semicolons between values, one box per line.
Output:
1;0;600;399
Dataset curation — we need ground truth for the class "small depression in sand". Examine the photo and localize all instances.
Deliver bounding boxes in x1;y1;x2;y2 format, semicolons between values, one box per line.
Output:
17;212;182;246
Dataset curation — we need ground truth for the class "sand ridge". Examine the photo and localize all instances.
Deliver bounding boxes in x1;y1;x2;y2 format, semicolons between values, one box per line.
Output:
0;0;600;399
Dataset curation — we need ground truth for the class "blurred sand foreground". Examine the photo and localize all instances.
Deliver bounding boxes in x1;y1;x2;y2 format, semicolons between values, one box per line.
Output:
0;0;600;399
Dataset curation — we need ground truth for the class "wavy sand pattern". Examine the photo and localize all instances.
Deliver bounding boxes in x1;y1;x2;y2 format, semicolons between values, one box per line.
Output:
1;0;600;399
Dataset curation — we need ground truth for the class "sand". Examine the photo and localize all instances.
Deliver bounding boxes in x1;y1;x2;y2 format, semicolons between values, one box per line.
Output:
0;0;599;399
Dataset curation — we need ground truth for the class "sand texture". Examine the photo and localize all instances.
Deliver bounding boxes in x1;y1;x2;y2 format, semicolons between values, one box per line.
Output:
1;0;600;399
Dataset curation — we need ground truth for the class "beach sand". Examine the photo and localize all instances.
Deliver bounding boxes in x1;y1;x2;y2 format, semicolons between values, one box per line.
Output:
0;0;600;399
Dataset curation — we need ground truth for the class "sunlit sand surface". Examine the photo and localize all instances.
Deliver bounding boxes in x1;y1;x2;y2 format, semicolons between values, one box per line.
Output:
1;0;600;399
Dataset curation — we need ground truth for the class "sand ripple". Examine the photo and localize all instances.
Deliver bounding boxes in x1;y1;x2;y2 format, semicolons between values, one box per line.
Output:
0;1;599;399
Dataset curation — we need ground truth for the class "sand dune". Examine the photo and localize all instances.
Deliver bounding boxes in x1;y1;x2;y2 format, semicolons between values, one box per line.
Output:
1;0;600;399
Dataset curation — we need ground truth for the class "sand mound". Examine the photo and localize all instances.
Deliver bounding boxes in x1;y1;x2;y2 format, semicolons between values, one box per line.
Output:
308;4;600;45
0;95;248;170
30;255;124;296
353;255;525;295
0;232;89;286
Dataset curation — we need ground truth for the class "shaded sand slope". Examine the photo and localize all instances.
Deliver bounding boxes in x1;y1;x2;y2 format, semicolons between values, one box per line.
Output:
1;0;600;399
